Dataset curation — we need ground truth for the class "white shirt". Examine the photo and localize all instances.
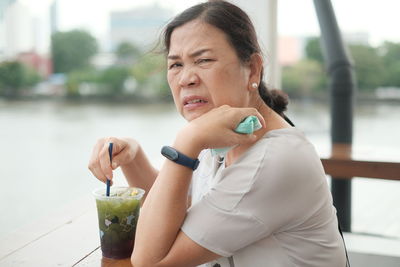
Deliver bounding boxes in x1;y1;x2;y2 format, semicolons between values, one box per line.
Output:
182;128;346;267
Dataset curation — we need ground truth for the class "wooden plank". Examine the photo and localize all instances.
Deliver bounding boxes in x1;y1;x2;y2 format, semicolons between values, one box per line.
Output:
0;196;100;266
0;195;94;259
74;248;132;267
321;158;400;180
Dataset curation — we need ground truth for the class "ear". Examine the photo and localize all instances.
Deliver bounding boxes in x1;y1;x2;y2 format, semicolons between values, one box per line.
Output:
247;53;263;91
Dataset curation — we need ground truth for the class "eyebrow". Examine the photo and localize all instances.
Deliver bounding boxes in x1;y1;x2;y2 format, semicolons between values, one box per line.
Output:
167;48;212;60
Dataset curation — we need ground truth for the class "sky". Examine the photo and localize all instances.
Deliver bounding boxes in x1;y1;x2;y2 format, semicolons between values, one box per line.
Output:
18;0;400;47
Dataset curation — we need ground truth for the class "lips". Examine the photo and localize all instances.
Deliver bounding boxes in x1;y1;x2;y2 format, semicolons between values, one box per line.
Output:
182;95;209;110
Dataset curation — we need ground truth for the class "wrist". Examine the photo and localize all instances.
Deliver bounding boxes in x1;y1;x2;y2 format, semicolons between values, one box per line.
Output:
173;129;203;159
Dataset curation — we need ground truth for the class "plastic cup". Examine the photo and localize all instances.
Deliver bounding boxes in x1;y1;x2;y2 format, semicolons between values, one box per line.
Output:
93;186;145;259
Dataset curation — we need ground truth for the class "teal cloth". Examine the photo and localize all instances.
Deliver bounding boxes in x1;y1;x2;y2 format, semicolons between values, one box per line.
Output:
211;116;262;157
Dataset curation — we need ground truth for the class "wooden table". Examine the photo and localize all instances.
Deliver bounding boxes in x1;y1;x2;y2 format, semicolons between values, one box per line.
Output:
0;195;132;267
74;247;132;266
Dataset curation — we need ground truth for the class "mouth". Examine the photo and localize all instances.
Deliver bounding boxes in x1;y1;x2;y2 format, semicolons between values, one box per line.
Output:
185;99;208;105
182;96;209;110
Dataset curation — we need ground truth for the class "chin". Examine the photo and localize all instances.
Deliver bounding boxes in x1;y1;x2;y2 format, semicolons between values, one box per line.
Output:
182;111;205;122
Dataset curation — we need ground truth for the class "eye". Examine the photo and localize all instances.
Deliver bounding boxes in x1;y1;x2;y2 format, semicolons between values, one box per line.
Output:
168;62;183;69
196;58;213;64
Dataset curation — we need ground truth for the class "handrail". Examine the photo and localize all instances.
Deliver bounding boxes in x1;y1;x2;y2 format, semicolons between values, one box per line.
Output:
321;158;400;180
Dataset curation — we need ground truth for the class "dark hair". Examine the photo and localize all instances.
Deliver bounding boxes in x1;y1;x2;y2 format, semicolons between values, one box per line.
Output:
163;0;289;116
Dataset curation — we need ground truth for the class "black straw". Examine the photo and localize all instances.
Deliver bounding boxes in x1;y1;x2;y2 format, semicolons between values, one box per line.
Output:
106;143;113;197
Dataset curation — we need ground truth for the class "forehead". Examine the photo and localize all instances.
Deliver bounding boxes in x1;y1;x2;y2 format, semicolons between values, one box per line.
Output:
168;20;234;56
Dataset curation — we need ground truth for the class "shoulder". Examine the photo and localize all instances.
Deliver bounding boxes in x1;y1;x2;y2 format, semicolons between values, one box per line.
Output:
242;127;320;171
238;127;327;193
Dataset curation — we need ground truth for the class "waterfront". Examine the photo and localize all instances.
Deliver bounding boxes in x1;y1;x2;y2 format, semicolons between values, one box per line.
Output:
0;99;399;239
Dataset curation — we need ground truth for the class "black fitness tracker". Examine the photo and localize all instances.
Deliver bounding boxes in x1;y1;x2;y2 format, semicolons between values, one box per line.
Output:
161;146;200;171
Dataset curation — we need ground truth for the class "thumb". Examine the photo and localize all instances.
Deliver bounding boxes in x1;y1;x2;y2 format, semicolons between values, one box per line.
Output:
237;133;257;145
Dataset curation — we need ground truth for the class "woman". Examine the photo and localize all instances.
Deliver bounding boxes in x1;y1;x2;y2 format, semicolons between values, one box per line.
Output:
89;1;346;266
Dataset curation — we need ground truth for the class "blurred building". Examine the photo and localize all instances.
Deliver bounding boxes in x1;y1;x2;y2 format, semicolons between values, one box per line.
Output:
278;36;303;66
17;51;52;77
0;0;16;58
0;0;15;19
2;1;34;58
109;4;173;51
0;1;52;77
50;0;59;34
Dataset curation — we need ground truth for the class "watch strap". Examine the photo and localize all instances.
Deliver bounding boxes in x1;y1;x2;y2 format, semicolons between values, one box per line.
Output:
161;146;200;170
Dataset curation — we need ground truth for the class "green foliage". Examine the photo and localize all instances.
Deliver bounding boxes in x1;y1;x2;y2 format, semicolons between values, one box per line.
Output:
383;62;400;87
302;37;399;92
0;61;41;96
66;66;132;96
116;42;141;61
66;69;99;96
99;66;130;95
379;41;400;87
380;41;400;67
0;61;24;92
51;30;98;73
349;44;385;91
305;37;324;63
131;53;170;97
282;59;327;96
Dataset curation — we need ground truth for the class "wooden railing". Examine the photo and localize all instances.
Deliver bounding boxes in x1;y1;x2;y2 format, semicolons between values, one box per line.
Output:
321;158;400;180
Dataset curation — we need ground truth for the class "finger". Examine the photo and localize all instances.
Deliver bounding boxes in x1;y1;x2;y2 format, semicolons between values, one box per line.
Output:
88;139;107;179
90;164;109;183
240;108;266;129
111;147;128;169
88;138;104;167
255;112;266;129
234;132;257;145
99;141;114;179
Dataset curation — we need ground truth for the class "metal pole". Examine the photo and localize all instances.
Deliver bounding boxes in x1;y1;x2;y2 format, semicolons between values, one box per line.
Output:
265;0;279;89
313;0;356;232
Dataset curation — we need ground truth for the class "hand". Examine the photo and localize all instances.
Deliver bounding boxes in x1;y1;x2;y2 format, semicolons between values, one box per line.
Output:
177;105;266;153
88;137;140;183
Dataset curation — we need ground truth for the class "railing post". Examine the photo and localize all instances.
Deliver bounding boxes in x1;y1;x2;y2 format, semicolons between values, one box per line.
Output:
313;0;356;232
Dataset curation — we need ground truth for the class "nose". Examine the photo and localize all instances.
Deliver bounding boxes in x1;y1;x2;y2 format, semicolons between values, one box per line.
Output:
178;66;199;88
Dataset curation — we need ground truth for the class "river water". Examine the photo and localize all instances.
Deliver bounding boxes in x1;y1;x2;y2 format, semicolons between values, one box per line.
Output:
0;99;399;239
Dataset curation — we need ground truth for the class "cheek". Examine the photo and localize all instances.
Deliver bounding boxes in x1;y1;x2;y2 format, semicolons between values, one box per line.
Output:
167;73;181;107
209;66;249;105
167;73;177;94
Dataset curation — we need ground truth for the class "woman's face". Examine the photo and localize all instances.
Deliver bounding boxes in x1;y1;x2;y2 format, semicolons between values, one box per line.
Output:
167;20;252;121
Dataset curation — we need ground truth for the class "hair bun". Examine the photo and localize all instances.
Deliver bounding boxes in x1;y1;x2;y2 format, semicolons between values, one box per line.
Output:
269;89;289;115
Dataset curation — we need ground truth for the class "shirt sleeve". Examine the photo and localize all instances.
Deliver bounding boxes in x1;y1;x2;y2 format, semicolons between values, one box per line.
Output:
181;137;329;257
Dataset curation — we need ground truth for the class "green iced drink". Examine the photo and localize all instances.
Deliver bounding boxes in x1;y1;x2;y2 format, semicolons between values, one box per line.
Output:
93;187;145;259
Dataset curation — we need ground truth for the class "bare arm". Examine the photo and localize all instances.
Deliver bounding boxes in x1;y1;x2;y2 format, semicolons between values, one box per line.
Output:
131;106;265;267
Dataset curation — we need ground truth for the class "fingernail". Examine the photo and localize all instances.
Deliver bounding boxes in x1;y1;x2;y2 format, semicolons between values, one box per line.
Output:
112;162;117;169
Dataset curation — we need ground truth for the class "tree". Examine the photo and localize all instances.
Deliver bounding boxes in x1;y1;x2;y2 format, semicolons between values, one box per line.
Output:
305;37;387;91
131;53;169;97
379;41;400;87
305;37;324;64
380;41;400;67
99;66;130;94
116;42;141;65
0;61;41;97
51;30;98;73
349;44;385;91
65;69;99;96
281;59;327;96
